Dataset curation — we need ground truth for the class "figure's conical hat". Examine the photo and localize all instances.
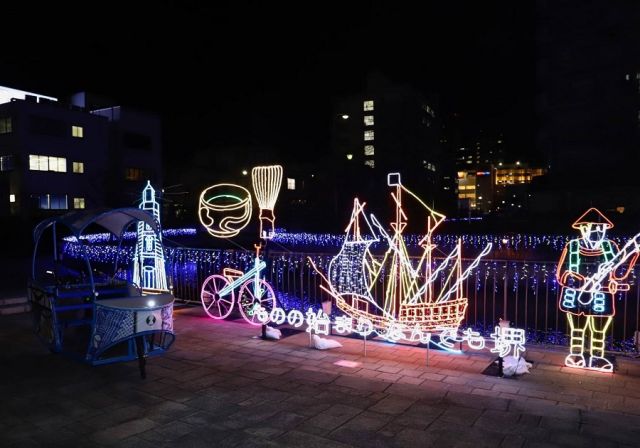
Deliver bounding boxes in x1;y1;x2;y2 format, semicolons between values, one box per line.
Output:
571;207;614;229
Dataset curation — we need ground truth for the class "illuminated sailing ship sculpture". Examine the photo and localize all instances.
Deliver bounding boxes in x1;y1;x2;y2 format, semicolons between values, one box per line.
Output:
133;181;168;292
315;173;491;341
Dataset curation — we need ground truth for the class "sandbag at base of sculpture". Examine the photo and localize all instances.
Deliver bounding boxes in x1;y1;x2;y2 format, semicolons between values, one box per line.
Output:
312;334;343;350
264;326;282;340
501;356;532;377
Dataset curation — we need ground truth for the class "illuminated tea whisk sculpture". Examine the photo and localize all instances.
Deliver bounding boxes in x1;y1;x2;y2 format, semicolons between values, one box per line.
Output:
251;165;283;239
198;184;252;238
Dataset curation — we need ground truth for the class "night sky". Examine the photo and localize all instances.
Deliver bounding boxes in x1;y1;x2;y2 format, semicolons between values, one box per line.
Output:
0;2;535;166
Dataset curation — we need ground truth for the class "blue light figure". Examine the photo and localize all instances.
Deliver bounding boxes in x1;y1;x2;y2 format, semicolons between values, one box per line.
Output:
133;181;168;292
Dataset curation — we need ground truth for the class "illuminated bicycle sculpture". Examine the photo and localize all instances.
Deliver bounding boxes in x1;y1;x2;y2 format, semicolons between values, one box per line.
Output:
200;245;276;325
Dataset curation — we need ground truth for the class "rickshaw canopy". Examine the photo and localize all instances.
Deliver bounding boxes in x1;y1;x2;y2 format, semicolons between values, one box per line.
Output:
33;207;160;243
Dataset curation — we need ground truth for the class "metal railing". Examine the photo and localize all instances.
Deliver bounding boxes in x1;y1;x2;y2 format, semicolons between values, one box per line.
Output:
62;241;640;351
166;247;640;351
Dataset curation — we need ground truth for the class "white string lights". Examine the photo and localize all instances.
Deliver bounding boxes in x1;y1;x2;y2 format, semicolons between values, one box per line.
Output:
313;172;491;340
132;181;168;292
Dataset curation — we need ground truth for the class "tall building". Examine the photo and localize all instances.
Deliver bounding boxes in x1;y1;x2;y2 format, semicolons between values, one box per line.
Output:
0;85;162;220
493;162;546;214
74;93;163;208
454;130;506;170
536;1;640;195
456;169;494;214
330;73;443;216
456;162;546;215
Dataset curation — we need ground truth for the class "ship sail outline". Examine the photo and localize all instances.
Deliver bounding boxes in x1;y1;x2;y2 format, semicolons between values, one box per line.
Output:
318;173;492;336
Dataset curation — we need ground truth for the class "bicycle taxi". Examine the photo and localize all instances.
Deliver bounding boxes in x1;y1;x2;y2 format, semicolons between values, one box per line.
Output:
28;208;175;377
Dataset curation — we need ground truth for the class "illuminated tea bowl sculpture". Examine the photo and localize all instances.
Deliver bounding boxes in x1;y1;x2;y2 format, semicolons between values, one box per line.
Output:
199;184;252;238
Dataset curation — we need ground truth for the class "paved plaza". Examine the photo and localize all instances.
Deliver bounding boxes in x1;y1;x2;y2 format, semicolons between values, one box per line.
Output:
2;306;640;447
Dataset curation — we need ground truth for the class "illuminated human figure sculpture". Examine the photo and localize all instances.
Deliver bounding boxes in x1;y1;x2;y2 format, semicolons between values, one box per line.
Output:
556;208;639;372
133;181;168;292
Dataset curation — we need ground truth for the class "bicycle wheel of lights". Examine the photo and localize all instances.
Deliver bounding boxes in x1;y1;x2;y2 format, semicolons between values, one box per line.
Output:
200;275;235;320
238;279;276;325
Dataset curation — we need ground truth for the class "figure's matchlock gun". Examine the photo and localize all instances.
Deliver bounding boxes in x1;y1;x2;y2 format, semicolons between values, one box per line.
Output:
570;233;640;310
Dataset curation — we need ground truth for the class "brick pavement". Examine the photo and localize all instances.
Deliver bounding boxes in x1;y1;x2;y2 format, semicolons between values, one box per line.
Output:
1;306;640;447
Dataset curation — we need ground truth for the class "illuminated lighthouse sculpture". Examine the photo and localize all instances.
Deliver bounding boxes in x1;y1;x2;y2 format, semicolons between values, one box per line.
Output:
133;181;168;292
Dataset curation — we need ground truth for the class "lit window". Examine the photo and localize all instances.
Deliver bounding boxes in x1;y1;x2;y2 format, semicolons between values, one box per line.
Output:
49;157;67;172
125;167;142;181
29;155;66;172
364;130;374;141
72;126;84;138
0;117;12;134
346;153;353;160
73;162;84;173
364;115;374;126
9;194;15;203
73;197;85;209
363;100;374;111
364;159;375;168
364;145;375;156
29;155;47;171
424;162;436;172
287;178;295;190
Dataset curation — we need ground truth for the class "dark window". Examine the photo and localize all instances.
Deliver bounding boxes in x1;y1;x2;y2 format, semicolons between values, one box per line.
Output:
0;117;12;134
125;167;143;181
34;194;68;210
0;155;14;171
123;132;151;150
29;115;67;137
50;194;68;210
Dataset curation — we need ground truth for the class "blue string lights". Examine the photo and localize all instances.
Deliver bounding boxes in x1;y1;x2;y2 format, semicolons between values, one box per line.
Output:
63;228;196;245
60;228;640;353
271;230;631;255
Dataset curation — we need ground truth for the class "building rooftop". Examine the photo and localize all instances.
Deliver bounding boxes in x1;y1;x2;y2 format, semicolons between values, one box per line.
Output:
0;85;57;105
